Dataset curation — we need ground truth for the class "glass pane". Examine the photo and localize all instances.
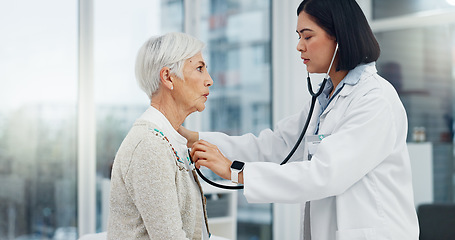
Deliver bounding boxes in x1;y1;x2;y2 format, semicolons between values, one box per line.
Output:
93;0;184;232
376;25;455;202
198;0;273;239
0;1;78;239
373;0;455;19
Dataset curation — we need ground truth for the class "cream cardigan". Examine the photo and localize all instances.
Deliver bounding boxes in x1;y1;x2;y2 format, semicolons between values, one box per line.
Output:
107;117;209;239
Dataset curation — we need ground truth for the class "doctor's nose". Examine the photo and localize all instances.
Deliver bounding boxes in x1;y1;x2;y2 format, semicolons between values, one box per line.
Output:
296;39;306;52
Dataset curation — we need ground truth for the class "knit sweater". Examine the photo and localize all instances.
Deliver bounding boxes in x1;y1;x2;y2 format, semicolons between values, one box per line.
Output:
107;107;209;239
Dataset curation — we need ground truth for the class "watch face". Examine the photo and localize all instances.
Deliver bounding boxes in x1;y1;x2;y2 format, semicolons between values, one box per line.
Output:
231;160;245;170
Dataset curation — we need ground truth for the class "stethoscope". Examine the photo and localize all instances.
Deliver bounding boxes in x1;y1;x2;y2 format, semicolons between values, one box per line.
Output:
191;43;339;190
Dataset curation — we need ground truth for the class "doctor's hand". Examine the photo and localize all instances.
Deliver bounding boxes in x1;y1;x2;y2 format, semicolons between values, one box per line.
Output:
190;140;233;181
178;126;199;148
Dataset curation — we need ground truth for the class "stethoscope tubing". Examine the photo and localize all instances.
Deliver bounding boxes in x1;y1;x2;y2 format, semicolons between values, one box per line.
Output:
191;77;327;190
193;43;337;190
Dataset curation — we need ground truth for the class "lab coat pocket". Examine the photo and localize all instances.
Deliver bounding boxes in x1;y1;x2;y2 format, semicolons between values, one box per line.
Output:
336;228;391;240
304;134;329;161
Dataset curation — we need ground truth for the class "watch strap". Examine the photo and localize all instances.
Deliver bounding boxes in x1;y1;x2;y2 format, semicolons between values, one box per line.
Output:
230;160;244;184
231;169;239;184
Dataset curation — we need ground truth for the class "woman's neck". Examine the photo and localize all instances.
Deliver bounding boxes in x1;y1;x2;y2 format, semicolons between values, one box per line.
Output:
329;69;349;97
151;94;187;131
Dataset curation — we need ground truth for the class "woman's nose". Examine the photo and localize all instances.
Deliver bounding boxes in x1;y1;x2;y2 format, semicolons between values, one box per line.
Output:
296;39;306;52
206;75;213;87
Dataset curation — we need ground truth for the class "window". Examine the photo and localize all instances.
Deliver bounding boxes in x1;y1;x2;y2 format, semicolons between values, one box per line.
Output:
93;0;184;231
0;1;78;239
0;0;274;238
375;25;455;202
372;0;455;203
196;0;273;239
373;0;455;19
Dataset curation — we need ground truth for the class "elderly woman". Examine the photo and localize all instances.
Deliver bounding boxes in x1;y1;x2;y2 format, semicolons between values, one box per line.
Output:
107;32;213;240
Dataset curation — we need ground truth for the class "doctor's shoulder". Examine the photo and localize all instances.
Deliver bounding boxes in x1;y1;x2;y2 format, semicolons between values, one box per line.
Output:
364;72;403;104
349;77;407;126
351;72;398;99
337;75;398;117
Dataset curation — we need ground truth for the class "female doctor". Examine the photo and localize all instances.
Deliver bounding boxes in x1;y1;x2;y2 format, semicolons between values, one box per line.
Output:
180;0;419;239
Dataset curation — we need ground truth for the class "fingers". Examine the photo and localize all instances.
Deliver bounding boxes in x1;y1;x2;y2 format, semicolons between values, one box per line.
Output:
190;140;222;168
190;140;209;167
192;149;214;162
188;140;233;180
192;149;214;167
193;156;215;170
190;139;219;157
192;150;231;180
192;139;218;149
194;159;207;169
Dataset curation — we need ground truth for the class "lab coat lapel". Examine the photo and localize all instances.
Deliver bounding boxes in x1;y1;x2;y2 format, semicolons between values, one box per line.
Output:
320;84;355;117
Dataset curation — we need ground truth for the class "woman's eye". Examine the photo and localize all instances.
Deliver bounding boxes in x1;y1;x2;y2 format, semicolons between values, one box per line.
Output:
197;66;203;72
304;36;312;40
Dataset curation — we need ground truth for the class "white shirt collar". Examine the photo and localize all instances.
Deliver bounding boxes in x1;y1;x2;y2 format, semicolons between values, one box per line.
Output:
138;106;188;149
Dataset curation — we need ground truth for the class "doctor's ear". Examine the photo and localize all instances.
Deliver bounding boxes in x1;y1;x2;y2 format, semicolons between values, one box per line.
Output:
160;67;174;90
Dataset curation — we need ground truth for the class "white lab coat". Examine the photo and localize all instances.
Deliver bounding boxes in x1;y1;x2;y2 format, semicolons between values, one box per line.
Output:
200;63;419;240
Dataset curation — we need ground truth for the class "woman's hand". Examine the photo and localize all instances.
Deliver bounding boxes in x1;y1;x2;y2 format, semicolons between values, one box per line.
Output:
178;126;199;148
190;140;232;180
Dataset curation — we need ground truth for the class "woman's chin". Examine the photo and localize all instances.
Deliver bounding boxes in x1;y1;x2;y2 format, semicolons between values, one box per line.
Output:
197;105;206;112
306;65;327;74
307;68;325;74
191;104;205;113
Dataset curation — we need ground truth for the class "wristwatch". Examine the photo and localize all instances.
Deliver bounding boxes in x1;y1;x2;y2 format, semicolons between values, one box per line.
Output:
230;160;245;184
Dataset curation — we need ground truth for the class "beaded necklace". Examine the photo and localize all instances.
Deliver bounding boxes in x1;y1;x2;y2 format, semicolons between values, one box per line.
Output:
152;128;192;168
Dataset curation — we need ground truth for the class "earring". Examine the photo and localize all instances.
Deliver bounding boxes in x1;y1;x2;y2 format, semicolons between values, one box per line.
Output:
170;86;173;90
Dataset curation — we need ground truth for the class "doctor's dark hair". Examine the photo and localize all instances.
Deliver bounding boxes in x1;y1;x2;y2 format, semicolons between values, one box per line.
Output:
297;0;380;71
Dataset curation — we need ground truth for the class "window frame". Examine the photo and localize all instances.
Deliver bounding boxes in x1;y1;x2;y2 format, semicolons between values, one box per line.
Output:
78;0;455;238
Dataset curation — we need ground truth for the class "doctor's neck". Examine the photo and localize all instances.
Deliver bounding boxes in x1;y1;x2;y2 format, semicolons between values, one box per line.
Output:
329;69;349;96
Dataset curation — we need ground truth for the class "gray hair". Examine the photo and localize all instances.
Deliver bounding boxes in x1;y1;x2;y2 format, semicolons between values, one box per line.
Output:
135;32;205;100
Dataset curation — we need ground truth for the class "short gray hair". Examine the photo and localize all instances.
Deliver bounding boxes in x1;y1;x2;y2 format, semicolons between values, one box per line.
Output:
135;32;205;100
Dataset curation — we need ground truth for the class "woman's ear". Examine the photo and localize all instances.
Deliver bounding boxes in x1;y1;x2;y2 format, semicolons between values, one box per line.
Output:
159;67;174;90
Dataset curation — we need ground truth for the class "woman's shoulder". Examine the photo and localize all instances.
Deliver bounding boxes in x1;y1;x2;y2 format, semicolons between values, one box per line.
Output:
131;121;174;153
121;121;164;147
360;72;399;99
116;121;178;164
135;121;187;168
349;63;396;96
129;120;168;141
345;69;405;119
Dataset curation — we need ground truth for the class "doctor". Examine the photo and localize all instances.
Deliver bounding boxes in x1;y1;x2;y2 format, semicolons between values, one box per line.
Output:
180;0;420;239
